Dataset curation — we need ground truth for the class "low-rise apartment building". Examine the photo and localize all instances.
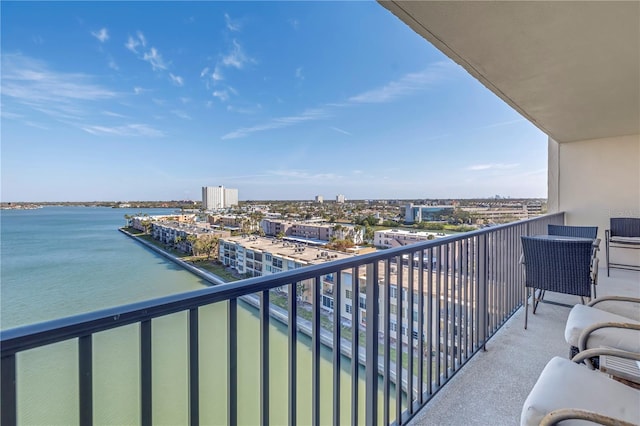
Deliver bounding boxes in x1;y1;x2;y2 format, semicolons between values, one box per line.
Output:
219;235;460;347
374;229;444;248
151;220;230;253
260;219;364;244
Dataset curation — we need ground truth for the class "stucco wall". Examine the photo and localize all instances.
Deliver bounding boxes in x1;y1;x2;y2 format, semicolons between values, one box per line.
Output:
548;133;640;265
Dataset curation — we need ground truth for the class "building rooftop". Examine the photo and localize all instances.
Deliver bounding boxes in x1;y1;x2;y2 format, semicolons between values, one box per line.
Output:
222;235;356;264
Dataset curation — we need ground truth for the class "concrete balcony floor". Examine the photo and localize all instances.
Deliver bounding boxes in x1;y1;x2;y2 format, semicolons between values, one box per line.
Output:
408;268;640;426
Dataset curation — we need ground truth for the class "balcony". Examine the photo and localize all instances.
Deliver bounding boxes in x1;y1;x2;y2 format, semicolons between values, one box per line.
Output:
2;2;638;424
0;213;581;423
407;268;639;425
2;213;639;425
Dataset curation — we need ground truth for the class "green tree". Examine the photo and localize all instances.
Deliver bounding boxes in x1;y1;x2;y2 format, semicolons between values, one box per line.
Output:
193;234;220;260
186;234;198;255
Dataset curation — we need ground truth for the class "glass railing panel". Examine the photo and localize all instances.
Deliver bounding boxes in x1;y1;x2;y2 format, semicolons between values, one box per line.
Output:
198;302;228;426
16;339;78;425
93;324;140;425
151;311;189;425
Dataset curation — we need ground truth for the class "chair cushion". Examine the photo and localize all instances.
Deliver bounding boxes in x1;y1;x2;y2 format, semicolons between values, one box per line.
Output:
521;357;640;426
564;304;640;352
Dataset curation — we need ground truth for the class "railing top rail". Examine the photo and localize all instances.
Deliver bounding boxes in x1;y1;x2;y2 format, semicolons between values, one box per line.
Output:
1;212;562;355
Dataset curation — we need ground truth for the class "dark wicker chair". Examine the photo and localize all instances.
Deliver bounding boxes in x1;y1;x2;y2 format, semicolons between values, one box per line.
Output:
605;217;640;276
548;224;598;239
548;224;601;297
521;236;597;329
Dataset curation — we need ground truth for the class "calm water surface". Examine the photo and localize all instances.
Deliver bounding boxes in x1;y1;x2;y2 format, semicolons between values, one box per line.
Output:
1;207;392;425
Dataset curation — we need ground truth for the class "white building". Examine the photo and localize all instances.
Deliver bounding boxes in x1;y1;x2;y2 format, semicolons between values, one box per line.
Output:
225;188;238;207
202;186;238;210
336;194;346;203
315;195;324;204
374;229;444;248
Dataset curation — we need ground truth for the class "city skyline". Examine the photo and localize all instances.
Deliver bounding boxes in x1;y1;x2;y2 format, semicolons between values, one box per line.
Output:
1;2;547;202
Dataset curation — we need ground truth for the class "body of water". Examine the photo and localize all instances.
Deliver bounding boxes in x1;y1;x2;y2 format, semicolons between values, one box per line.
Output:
1;207;393;425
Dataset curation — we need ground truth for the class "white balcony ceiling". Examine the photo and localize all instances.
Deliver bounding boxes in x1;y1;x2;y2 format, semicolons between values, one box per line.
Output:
379;1;640;143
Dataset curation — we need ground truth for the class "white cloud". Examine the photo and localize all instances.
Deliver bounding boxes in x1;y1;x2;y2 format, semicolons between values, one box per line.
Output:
221;62;457;140
295;67;304;80
125;32;150;65
125;35;141;53
137;31;147;47
169;73;184;86
330;126;351;136
222;40;250;69
108;56;119;71
171;110;191;120
102;111;127;118
226;105;259;114
200;67;209;77
133;86;145;95
467;163;520;171
213;90;229;102
348;61;455;104
222;108;329;139
289;19;300;30
143;47;167;71
212;66;224;81
1;53;117;123
81;123;165;137
477;118;526;130
269;169;341;181
91;28;109;43
224;13;241;32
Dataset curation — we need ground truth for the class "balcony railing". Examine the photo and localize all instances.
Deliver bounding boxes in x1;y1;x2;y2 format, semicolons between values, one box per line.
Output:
1;213;563;426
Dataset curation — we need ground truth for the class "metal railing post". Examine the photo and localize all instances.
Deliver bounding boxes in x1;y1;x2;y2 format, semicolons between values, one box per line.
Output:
79;334;93;426
1;354;17;426
228;299;237;426
478;234;488;351
365;262;379;426
260;290;270;426
288;283;298;426
188;308;199;426
140;320;152;426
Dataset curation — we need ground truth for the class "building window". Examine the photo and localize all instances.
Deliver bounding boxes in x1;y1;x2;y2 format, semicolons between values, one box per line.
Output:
265;253;272;262
345;304;352;314
390;286;397;299
359;297;366;309
390;304;397;315
322;295;334;310
390;322;397;332
345;289;352;299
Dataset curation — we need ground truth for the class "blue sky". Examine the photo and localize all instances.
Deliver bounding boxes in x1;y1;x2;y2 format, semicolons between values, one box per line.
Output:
1;1;547;202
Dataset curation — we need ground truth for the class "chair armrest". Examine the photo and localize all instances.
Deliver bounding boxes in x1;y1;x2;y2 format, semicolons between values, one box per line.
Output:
540;408;637;426
571;347;640;364
578;323;640;369
588;296;640;308
590;256;599;284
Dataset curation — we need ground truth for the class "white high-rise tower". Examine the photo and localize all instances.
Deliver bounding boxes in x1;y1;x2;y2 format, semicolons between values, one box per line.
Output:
202;186;238;210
